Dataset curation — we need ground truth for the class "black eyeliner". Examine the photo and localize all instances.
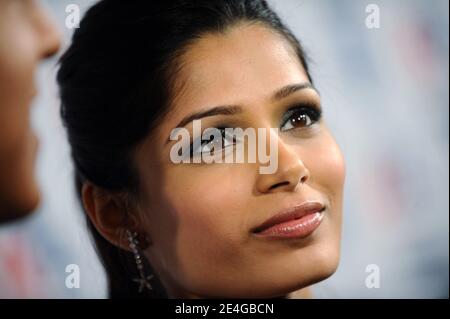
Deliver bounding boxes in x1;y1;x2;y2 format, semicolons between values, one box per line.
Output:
281;102;322;128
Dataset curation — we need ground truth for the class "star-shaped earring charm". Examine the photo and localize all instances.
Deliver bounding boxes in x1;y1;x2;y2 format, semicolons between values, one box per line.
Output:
133;274;154;292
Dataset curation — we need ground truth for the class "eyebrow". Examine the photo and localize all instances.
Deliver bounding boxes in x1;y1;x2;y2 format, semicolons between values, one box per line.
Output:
166;82;317;144
271;82;317;102
174;105;242;131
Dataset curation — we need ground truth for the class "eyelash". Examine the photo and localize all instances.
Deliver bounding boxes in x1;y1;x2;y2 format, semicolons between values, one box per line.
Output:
280;103;322;132
189;102;322;157
190;127;235;157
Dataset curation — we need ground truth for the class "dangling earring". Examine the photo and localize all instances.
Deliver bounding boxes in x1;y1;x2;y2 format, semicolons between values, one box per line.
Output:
126;230;154;292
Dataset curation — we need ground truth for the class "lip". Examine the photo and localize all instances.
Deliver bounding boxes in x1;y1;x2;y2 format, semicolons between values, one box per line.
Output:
32;86;37;99
28;85;37;102
252;201;326;239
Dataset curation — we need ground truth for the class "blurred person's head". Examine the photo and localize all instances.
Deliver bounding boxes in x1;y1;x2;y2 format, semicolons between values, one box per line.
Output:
0;0;60;223
58;0;346;298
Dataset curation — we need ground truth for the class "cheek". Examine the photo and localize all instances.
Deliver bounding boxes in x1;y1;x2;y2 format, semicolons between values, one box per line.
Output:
0;19;40;219
0;17;36;91
0;19;37;154
165;166;250;246
308;132;346;205
147;165;252;286
302;131;346;244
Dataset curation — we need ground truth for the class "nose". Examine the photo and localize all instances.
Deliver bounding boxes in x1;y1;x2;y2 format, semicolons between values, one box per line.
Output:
255;137;310;194
35;5;61;59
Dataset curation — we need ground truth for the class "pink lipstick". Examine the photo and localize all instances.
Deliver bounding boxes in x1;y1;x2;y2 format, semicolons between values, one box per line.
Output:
252;201;325;239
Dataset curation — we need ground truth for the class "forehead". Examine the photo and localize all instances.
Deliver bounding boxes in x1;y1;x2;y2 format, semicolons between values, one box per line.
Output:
170;23;310;114
141;23;314;159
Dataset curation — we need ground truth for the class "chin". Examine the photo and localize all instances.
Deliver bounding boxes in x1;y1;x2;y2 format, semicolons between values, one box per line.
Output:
300;242;341;287
0;182;40;224
275;241;341;297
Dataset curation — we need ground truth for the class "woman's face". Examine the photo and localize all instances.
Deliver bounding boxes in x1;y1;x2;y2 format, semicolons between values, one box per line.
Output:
134;23;346;298
0;0;60;222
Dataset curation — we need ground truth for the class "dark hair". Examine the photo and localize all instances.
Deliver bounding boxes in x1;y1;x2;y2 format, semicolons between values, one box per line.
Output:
57;0;313;298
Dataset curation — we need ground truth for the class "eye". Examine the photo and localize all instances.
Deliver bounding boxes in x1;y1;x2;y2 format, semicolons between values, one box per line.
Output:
190;128;236;157
280;104;322;132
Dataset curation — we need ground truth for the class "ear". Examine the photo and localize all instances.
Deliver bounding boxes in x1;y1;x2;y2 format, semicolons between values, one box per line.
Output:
81;182;139;251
